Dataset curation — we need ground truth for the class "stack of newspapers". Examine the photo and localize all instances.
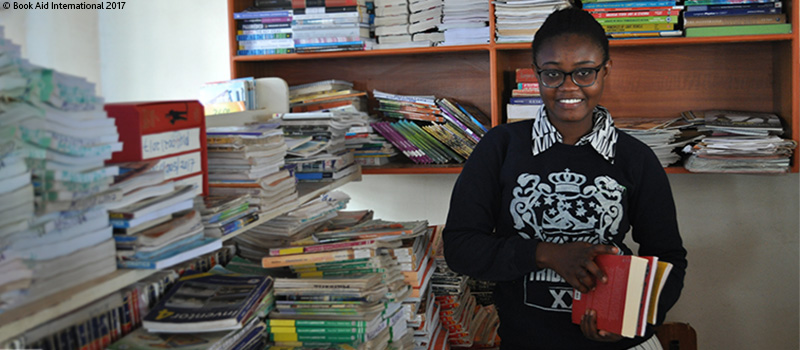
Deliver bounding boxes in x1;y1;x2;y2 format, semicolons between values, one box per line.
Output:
682;110;797;173
0;30;121;312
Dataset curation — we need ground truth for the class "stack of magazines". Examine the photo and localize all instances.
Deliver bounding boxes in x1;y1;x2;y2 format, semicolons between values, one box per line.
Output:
109;164;219;269
614;117;698;168
206;123;298;217
275;110;365;182
0;32;121;312
682;110;797;173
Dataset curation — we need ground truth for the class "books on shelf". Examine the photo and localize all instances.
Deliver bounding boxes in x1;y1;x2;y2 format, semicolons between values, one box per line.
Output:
571;254;673;338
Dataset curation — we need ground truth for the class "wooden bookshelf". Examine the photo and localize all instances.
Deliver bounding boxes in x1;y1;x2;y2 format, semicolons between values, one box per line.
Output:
0;170;362;344
227;0;799;173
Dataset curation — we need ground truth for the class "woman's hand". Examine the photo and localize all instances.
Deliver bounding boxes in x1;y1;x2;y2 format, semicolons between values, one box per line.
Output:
535;241;618;293
580;309;624;342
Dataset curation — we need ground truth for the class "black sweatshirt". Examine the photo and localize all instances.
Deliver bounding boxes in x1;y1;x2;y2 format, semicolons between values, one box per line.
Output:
443;114;687;350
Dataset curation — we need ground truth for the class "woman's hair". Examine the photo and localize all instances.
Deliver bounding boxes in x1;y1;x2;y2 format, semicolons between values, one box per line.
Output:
531;5;609;66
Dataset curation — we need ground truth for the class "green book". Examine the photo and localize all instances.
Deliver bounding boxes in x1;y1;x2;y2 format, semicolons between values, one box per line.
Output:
685;23;791;37
269;319;370;328
596;15;679;25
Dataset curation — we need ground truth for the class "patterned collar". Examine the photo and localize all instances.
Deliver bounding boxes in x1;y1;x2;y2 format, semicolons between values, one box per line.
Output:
530;104;618;163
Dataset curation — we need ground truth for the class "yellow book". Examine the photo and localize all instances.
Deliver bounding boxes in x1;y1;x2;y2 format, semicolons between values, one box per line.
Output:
647;261;674;325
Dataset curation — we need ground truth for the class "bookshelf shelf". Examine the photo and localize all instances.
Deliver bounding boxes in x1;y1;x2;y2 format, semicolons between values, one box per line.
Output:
0;168;362;344
227;0;799;173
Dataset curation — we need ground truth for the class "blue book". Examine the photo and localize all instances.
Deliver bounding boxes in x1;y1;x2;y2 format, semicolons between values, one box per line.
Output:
117;237;222;269
685;1;781;11
236;33;292;41
233;9;293;19
294;41;364;48
683;7;779;15
237;48;295;56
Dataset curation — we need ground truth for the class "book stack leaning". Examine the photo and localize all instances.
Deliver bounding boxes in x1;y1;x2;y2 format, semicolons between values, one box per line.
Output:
0;32;121;313
257;207;430;349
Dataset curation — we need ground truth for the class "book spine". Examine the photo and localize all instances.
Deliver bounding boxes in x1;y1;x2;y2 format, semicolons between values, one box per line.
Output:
685;0;775;5
233;9;294;19
510;97;544;105
237;48;296;55
682;7;779;15
261;248;374;268
683;13;785;27
237;22;293;29
238;38;296;48
590;8;682;17
595;15;679;24
237;27;294;35
602;23;675;31
583;0;676;8
238;16;294;23
236;33;293;40
685;1;780;11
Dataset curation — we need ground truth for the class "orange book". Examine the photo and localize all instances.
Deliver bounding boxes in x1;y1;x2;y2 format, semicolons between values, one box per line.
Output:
261;248;375;268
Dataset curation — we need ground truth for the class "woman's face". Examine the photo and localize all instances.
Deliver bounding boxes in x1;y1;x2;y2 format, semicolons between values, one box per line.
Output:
534;33;610;130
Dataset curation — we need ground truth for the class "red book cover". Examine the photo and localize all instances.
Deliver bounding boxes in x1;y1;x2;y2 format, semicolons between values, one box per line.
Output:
515;68;538;83
104;100;208;196
571;255;649;338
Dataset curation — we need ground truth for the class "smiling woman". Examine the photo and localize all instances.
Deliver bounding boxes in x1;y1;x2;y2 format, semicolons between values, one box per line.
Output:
442;5;687;350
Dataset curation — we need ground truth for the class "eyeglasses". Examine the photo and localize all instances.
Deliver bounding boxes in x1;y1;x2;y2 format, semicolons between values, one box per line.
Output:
534;62;607;88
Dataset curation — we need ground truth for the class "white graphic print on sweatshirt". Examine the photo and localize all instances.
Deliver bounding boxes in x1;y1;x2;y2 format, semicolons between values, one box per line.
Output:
510;168;625;312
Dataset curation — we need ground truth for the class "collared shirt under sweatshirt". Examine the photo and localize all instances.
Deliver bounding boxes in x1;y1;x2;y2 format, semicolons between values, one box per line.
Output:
443;106;687;350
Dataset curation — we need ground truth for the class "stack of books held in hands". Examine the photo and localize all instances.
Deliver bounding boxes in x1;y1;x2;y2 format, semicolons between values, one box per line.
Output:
109;271;275;350
233;3;295;56
682;0;789;38
371;89;489;164
206;123;298;218
0;33;121;313
571;255;674;339
681;109;797;173
109;163;220;269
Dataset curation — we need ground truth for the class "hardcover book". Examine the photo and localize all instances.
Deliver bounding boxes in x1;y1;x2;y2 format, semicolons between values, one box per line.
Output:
571;254;650;338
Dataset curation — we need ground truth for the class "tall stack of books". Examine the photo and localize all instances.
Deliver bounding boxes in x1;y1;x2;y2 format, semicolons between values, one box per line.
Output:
275;108;365;183
506;67;543;123
682;0;788;37
374;0;414;47
109;173;220;269
682;109;797;173
292;0;373;53
261;218;428;348
0;33;121;313
234;2;296;56
206;123;298;221
494;0;566;43
582;0;683;38
408;0;444;43
439;0;491;45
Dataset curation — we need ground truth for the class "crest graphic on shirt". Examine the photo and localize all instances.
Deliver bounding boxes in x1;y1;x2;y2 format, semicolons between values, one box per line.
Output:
510;168;624;312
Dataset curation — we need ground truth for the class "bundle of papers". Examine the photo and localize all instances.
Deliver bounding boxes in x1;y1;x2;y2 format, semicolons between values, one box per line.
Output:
493;0;567;43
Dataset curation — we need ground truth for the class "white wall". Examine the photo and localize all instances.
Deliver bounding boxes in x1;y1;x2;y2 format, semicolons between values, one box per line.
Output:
4;3;799;349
